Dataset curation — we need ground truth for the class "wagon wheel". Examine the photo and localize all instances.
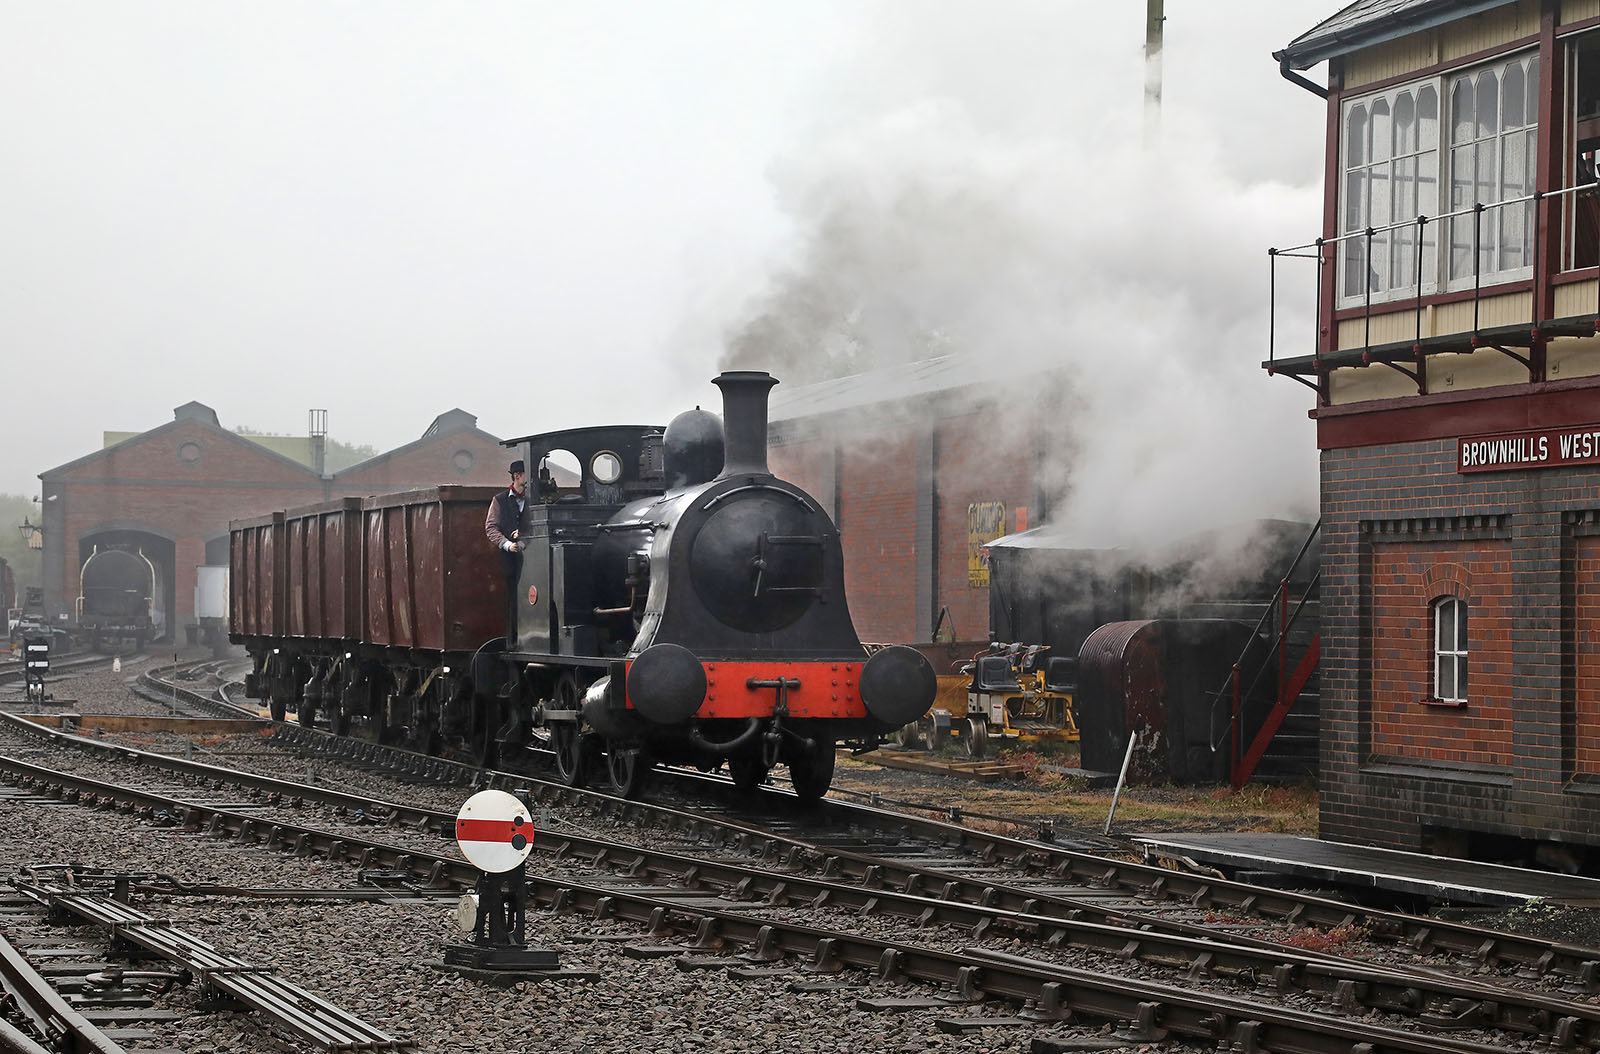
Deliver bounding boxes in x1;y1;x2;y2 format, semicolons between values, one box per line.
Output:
297;697;318;729
456;694;500;769
607;742;648;798
727;754;769;793
268;693;287;723
788;739;836;803
551;673;587;787
961;718;988;759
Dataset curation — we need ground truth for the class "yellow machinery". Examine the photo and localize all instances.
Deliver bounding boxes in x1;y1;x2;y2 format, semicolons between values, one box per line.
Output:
893;642;1079;757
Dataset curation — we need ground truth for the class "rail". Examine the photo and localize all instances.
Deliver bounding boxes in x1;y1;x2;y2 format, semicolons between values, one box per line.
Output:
0;754;1574;1052
11;873;413;1052
1267;182;1600;392
0;928;126;1054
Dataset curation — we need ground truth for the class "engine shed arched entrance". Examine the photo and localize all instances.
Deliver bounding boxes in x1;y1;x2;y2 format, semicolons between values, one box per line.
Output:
78;529;176;644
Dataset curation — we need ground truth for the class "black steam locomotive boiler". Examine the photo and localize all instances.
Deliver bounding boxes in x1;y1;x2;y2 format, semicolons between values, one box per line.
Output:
484;371;936;798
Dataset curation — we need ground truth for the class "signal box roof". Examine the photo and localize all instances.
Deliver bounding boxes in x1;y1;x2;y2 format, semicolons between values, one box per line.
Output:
1276;0;1518;70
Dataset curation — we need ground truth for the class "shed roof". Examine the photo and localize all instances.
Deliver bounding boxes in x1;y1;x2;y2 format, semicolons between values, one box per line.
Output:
769;355;994;423
1276;0;1518;70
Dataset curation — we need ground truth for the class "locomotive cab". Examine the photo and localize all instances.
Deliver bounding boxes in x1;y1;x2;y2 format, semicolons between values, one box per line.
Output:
503;425;665;659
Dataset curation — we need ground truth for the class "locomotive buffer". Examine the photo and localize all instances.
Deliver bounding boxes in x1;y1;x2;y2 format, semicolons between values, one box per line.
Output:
444;788;559;972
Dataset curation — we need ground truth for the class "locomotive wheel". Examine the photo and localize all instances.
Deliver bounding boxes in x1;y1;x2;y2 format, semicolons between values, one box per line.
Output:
788;740;836;803
607;743;648;798
727;755;769;792
551;674;588;787
552;726;586;786
961;718;988;759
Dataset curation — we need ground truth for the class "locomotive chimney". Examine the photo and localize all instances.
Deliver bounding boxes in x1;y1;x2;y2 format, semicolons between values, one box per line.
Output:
712;371;778;478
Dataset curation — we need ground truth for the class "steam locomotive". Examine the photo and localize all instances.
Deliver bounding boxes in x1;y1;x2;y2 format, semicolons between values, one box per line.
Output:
232;371;936;800
79;548;158;651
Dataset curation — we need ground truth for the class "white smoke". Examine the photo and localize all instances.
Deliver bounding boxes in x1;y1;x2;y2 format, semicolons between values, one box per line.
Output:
719;3;1324;551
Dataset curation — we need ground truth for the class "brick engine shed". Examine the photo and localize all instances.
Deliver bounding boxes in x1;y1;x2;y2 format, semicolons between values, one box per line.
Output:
767;358;1059;650
1274;0;1600;866
38;401;511;640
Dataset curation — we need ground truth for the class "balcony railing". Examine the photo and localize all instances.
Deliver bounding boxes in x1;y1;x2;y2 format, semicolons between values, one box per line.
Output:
1266;182;1600;395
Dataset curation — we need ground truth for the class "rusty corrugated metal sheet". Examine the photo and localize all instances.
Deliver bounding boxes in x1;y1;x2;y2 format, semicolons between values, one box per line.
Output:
360;486;502;652
285;498;362;640
228;511;284;639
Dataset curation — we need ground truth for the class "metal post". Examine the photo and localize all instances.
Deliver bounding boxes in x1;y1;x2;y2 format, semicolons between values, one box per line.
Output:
1364;227;1375;353
1415;216;1427;345
1278;580;1288;710
1231;665;1241;788
1104;732;1139;837
1314;238;1324;365
1269;249;1277;368
1474;202;1484;334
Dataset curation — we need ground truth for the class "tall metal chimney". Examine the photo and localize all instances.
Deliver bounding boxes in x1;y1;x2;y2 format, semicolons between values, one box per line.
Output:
712;371;777;478
1145;0;1164;144
309;409;328;476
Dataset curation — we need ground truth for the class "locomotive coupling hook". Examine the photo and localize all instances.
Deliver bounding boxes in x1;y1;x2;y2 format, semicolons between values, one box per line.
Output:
687;717;764;758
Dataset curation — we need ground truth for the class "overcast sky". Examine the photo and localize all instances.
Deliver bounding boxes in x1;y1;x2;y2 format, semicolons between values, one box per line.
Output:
2;2;1331;513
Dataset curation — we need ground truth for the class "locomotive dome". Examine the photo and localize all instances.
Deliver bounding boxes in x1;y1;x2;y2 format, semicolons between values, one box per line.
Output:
663;407;723;490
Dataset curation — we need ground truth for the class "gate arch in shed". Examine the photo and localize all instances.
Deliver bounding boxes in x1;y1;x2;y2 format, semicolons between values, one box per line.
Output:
77;527;176;643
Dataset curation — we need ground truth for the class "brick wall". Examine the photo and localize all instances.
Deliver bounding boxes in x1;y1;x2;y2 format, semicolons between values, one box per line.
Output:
42;417;509;633
1578;537;1600;778
935;411;1039;645
1320;429;1600;852
48;424;327;630
837;431;918;643
333;430;508;492
770;401;1047;647
1368;540;1513;766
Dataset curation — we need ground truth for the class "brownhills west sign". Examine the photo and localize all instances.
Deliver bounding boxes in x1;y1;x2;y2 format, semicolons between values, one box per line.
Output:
1458;425;1600;473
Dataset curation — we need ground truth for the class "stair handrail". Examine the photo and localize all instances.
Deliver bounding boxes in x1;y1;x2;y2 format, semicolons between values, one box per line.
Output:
1217;568;1322;732
1207;518;1322;755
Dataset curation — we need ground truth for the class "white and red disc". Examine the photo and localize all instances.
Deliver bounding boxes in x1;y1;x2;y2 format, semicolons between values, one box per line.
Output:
454;789;534;873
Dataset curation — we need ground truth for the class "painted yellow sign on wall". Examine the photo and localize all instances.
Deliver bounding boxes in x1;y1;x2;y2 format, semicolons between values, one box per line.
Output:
968;501;1006;587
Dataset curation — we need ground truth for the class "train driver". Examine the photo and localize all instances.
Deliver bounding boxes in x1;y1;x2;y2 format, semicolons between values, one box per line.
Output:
485;460;528;644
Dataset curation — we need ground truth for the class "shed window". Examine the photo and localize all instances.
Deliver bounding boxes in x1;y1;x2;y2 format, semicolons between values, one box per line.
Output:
1433;596;1468;703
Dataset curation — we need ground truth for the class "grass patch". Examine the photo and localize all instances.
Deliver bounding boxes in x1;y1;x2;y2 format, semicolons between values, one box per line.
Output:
837;739;1319;836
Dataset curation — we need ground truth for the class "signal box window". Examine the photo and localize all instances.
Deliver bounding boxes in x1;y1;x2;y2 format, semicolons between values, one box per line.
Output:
1433;596;1468;704
1565;32;1600;270
1339;51;1537;305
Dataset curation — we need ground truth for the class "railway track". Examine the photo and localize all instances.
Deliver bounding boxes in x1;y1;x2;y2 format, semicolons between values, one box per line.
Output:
131;661;257;720
138;667;1600;992
0;747;1547;1054
248;718;1600;992
0;867;409;1053
0;648;127;690
3;710;1598;1051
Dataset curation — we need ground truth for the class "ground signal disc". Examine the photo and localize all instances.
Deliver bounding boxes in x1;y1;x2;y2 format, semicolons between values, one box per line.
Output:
454;789;534;873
